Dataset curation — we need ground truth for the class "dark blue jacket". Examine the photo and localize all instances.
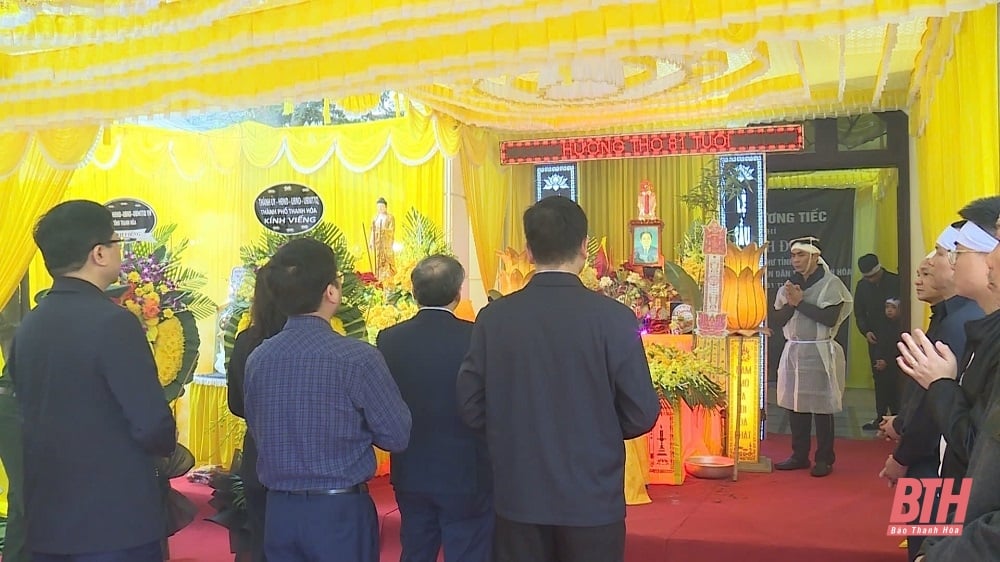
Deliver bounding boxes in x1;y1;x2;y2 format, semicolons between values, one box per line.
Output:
378;308;491;495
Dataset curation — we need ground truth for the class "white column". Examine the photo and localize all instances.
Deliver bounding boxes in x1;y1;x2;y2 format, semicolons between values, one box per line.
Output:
908;135;925;331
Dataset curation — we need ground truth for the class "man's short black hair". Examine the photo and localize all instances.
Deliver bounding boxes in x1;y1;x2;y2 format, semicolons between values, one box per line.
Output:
522;196;588;265
260;238;339;316
958;197;1000;236
411;255;464;307
34;200;115;276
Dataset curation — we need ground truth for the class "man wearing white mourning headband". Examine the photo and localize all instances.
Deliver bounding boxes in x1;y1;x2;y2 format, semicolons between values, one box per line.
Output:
881;225;985;560
935;224;962;253
954;220;999;254
772;236;853;477
895;196;1000;561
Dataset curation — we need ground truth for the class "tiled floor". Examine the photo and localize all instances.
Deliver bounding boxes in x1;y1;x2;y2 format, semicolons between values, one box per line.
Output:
765;384;879;439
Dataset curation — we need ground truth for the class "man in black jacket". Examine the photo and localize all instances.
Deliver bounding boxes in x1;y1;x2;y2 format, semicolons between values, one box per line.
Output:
914;198;1000;561
456;196;660;562
9;200;176;562
854;253;902;430
898;199;1000;482
378;255;493;562
879;240;983;560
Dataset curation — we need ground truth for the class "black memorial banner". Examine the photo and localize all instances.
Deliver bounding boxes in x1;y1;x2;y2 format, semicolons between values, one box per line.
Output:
765;188;856;379
105;198;157;241
254;183;324;235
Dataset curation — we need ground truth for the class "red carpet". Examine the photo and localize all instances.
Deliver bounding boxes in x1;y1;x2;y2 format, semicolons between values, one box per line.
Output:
167;434;902;562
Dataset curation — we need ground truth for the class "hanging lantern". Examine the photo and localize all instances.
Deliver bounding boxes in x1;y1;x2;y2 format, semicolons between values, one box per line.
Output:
722;243;767;333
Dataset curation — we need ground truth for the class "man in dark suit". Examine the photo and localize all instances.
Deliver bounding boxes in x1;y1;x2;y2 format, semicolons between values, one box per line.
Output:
854;253;902;430
9;200;177;562
0;363;28;562
456;196;661;562
377;255;493;562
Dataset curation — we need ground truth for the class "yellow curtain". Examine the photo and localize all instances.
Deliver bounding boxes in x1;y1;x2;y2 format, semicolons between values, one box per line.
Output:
0;126;99;310
577;156;711;265
460;143;509;293
915;5;999;253
186;381;246;469
2;0;990;131
29;123;445;377
503;164;537;260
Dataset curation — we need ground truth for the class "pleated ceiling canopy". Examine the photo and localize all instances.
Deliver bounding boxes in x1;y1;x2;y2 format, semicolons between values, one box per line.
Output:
0;0;994;132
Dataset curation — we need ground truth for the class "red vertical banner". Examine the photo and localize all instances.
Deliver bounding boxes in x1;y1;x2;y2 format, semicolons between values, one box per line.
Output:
646;399;685;485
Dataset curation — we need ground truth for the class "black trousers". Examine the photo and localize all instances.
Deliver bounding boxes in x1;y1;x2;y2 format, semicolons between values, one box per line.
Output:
494;516;625;562
905;457;942;561
238;433;267;562
789;411;835;464
0;393;28;562
873;366;902;418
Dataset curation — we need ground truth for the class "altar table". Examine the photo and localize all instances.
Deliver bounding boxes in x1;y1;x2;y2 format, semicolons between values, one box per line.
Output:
625;334;725;505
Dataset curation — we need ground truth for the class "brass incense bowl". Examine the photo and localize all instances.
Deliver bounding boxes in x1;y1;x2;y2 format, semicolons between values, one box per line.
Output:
685;455;735;479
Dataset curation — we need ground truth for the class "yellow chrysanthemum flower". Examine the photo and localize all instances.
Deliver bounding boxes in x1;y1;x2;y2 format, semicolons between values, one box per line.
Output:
162;309;175;319
331;317;346;336
153;317;184;387
127;271;141;283
125;300;142;317
579;266;600;291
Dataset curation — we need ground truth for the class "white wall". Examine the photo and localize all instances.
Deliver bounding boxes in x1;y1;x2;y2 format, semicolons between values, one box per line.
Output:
908;135;927;330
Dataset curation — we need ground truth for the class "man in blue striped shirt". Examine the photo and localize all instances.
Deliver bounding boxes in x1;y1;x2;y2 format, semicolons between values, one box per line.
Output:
245;238;411;562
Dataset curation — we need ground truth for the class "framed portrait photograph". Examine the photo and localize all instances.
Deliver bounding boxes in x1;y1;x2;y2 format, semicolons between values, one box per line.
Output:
630;220;664;268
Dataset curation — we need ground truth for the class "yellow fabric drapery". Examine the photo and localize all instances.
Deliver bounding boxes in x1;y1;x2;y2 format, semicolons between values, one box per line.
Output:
1;0;994;131
460;137;509;295
186;380;246;469
915;5;999;253
0;127;99;311
576;156;712;266
28;119;447;378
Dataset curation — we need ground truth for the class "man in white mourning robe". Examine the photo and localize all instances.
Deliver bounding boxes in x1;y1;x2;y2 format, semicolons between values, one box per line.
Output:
772;237;854;477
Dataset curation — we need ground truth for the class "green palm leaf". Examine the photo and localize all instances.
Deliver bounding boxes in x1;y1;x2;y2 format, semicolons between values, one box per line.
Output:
240;222;357;275
663;260;702;307
219;303;251;372
335;305;367;341
131;224;179;257
183;293;218;321
402;208;450;258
